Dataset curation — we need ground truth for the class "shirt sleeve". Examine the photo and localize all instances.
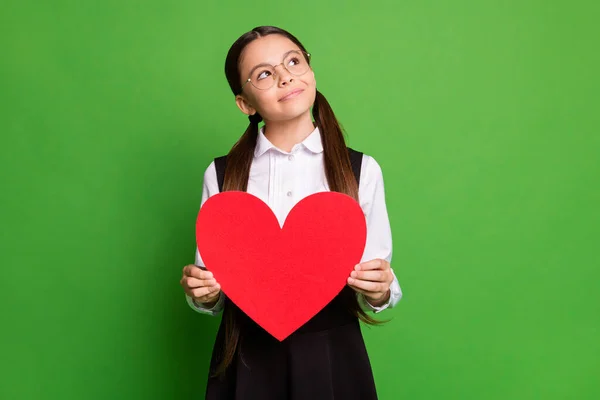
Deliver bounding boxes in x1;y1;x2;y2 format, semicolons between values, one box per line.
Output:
185;161;226;316
356;154;403;313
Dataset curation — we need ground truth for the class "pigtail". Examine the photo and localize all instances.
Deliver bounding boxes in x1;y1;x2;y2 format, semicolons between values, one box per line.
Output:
222;113;261;192
312;90;359;200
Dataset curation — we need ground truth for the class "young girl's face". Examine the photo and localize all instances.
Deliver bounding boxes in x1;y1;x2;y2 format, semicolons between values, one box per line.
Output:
236;34;316;123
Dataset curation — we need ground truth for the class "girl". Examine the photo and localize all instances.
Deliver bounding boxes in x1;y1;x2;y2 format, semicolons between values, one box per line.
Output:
180;26;402;400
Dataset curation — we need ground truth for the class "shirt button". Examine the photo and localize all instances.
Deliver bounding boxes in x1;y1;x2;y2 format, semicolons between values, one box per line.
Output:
287;191;293;197
288;155;295;161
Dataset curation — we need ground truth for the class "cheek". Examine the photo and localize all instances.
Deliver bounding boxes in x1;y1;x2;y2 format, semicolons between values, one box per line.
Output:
302;71;316;90
252;91;280;114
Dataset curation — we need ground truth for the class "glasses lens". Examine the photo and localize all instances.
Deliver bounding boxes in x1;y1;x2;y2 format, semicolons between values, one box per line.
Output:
252;66;276;90
250;51;311;90
284;51;310;76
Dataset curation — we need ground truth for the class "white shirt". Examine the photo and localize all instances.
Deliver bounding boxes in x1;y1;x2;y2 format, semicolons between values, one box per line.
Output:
187;125;402;315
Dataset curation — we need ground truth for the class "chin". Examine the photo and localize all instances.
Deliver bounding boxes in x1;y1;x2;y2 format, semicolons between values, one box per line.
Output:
263;109;308;123
265;101;312;121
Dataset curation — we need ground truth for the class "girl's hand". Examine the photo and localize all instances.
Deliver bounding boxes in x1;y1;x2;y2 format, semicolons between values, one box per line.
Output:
347;259;394;307
180;264;221;306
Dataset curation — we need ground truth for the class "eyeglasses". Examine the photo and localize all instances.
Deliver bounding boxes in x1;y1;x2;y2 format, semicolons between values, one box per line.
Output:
239;50;311;93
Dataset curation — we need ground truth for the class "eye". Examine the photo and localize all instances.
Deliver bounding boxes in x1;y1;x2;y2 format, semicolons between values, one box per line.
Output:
288;57;301;66
256;69;272;80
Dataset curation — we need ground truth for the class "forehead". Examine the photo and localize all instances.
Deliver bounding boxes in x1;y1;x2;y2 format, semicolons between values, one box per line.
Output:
239;34;301;72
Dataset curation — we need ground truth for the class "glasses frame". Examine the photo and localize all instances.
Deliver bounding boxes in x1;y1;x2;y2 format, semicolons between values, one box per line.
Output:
239;50;312;94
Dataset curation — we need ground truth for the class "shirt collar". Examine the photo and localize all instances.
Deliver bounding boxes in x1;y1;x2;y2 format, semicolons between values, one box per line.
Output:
254;125;323;158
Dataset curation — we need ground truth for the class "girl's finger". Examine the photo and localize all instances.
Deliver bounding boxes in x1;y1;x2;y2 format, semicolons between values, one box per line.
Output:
185;265;214;280
346;283;384;303
347;276;385;294
355;259;389;271
192;284;220;299
197;291;221;304
186;277;217;289
350;270;386;282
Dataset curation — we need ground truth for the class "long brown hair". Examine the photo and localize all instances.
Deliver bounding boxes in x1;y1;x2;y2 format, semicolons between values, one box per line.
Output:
214;26;386;377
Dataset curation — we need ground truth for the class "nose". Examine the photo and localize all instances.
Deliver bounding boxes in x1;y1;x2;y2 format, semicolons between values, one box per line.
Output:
274;64;293;87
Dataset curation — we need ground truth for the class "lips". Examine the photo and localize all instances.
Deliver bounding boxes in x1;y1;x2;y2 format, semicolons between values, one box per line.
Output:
279;89;304;102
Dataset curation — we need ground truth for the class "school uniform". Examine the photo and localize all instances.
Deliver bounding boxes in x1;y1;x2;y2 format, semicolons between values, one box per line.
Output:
187;125;402;399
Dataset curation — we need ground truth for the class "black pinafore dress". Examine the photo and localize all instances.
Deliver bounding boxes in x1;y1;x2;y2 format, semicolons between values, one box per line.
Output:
205;149;378;400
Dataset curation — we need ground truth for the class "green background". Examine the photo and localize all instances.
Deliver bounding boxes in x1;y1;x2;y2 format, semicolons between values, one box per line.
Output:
1;0;598;399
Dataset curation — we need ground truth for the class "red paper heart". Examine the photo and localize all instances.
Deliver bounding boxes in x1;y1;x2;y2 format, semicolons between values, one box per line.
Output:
195;191;366;341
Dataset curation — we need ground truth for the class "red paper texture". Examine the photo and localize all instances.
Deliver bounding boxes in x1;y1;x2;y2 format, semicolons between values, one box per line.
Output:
195;191;367;341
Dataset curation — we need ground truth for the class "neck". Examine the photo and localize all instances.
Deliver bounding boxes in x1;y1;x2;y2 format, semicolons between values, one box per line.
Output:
262;111;316;152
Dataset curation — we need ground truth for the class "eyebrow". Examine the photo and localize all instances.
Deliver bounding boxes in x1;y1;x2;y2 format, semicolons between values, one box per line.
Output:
247;49;298;76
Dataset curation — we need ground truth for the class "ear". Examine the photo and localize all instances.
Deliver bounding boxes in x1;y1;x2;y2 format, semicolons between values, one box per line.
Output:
235;95;256;116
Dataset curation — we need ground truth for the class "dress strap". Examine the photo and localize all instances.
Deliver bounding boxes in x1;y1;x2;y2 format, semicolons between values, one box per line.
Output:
214;155;227;193
347;147;363;186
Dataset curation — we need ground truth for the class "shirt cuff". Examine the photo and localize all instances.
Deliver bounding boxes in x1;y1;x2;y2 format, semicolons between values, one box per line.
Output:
186;292;225;316
358;291;392;313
